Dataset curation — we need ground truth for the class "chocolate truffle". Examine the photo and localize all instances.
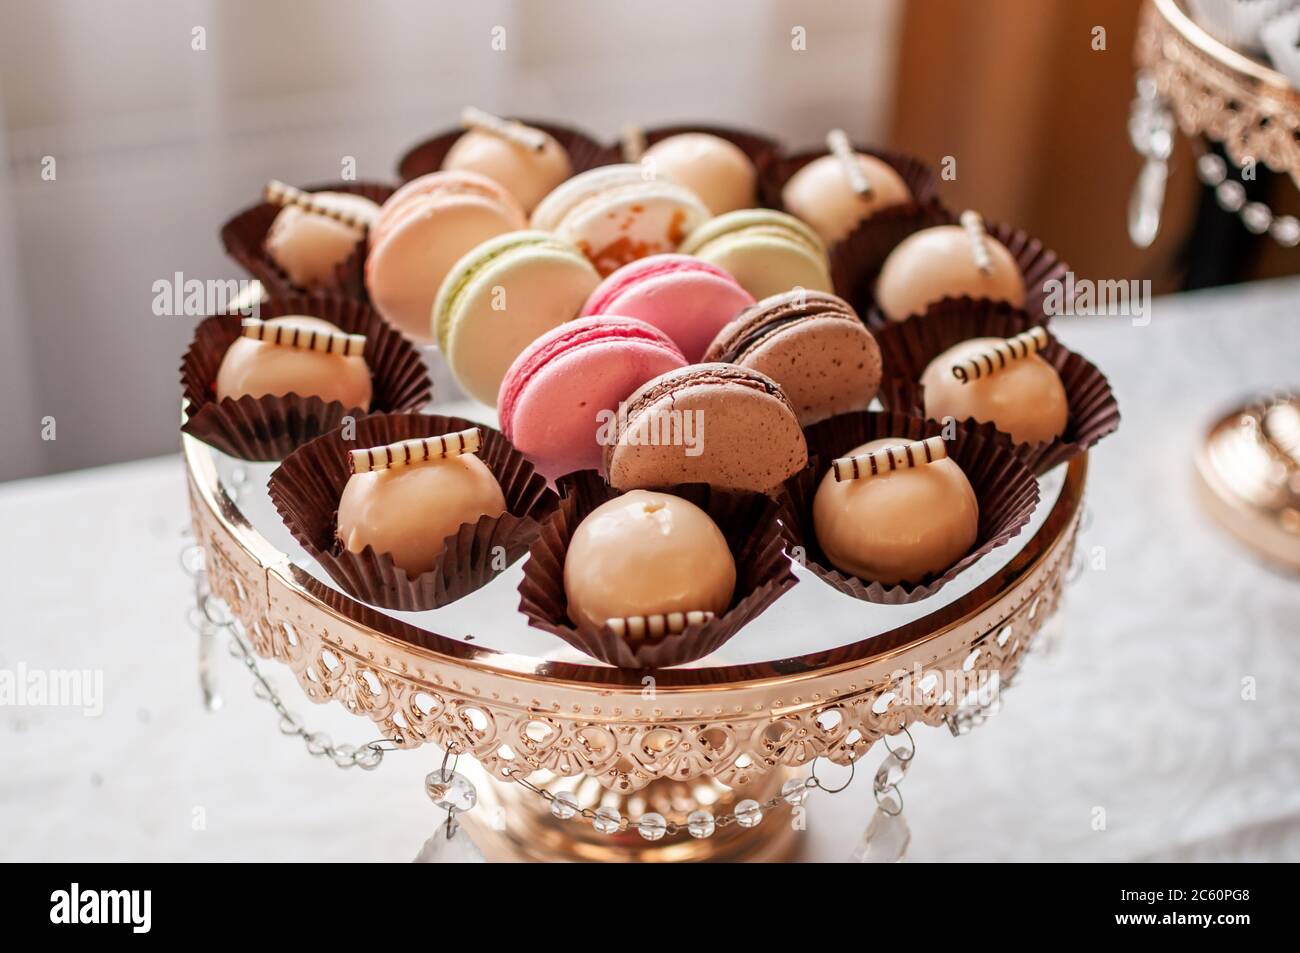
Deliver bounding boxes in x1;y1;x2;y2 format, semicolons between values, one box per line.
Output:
337;453;506;577
813;438;978;584
215;316;372;409
563;490;736;631
875;222;1025;322
263;192;379;290
782;153;911;245
442;121;572;214
642;133;757;215
921;334;1068;444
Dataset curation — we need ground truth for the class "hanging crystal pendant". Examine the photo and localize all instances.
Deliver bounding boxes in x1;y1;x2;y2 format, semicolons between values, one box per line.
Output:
412;824;487;863
849;804;911;863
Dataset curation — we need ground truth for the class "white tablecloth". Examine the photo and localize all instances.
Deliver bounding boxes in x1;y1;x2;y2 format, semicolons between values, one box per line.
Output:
4;278;1299;862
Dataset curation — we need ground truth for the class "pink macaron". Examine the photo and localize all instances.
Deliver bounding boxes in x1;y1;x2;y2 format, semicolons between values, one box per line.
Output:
498;316;688;480
578;254;756;362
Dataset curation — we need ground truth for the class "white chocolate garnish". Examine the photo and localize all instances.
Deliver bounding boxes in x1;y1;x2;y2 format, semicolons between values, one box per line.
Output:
826;128;872;196
349;428;483;474
460;106;548;153
605;611;715;639
263;180;374;231
832;436;948;482
959;209;994;276
240;318;366;356
951;326;1050;384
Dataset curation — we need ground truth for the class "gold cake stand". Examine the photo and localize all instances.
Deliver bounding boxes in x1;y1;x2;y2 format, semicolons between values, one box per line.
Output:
184;427;1087;862
1135;0;1300;571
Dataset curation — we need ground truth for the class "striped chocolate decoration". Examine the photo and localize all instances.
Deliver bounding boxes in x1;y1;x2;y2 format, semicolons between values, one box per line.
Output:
827;128;872;196
605;611;715;639
460;106;548;153
348;428;482;474
240;318;366;356
263;180;374;231
832;436;949;482
959;209;994;276
951;326;1050;384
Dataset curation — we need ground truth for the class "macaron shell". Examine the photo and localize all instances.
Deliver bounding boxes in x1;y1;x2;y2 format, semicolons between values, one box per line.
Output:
606;365;808;493
366;195;525;342
530;164;650;231
443;245;599;405
557;182;711;276
692;231;832;301
579;255;755;362
731;316;882;426
500;318;688;479
369;170;523;250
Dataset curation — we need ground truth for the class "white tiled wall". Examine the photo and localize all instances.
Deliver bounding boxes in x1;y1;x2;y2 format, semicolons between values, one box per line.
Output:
0;0;901;480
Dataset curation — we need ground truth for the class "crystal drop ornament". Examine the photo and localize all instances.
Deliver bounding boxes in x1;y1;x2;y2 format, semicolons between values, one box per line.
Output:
413;826;487;863
425;768;477;814
849;804;911;863
874;751;910;793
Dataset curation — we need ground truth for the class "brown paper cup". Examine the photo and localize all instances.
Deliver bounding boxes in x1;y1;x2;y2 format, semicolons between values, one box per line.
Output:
220;180;395;302
517;471;797;668
860;214;1072;332
779;410;1040;604
871;298;1120;474
268;413;559;611
397;119;612;183
180;294;432;461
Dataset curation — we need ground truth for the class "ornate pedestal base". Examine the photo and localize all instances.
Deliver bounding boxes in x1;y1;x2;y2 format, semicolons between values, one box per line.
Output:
457;762;803;863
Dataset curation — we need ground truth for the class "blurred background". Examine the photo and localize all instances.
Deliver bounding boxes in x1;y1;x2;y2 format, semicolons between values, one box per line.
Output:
1;0;1296;481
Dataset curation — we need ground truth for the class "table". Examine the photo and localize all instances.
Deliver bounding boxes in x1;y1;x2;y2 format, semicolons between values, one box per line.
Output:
3;277;1299;861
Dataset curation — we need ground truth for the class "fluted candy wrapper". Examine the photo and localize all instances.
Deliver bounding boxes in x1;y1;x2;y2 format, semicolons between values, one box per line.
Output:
517;471;797;669
268;413;558;611
220;180;395;302
778;410;1040;605
180;294;431;461
874;298;1120;475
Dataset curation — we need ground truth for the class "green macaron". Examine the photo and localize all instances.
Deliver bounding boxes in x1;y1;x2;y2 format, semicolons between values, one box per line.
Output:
679;209;832;301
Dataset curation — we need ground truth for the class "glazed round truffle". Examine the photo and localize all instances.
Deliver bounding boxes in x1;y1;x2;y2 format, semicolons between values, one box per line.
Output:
263;192;379;290
875;225;1025;322
921;337;1068;444
812;438;978;585
442;127;572;214
215;315;372;409
563;490;736;631
641;133;757;215
337;454;506;577
782;153;911;245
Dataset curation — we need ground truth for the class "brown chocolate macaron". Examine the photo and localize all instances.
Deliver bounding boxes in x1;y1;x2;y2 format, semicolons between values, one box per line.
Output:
603;363;808;493
703;290;882;427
